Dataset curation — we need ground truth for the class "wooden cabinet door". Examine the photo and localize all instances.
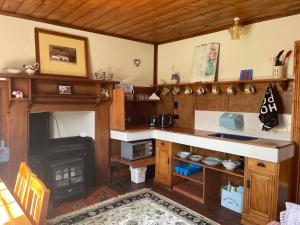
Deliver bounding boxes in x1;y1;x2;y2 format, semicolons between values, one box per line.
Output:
247;170;275;219
110;89;125;131
243;159;277;224
155;140;171;185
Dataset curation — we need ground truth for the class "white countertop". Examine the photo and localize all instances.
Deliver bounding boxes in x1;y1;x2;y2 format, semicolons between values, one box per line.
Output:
110;127;294;163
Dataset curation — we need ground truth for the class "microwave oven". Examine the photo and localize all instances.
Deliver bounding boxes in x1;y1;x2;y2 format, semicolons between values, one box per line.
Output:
121;140;153;161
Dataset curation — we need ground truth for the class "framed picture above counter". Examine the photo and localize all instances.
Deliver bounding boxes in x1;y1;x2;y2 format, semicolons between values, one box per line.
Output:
35;28;89;78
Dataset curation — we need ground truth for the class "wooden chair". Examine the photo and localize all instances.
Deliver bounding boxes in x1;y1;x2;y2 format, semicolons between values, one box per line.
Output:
14;162;33;209
25;176;50;225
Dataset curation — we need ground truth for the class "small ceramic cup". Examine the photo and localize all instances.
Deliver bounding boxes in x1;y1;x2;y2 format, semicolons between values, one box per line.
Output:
161;87;170;96
171;87;181;95
184;87;193;95
244;85;255;95
226;85;235;95
212;86;220;95
196;87;205;95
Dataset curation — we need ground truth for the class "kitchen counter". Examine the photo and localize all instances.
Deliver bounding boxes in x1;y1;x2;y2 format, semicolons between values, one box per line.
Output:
110;126;295;163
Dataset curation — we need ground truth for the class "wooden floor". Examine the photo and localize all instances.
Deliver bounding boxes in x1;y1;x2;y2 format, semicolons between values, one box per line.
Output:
48;178;241;225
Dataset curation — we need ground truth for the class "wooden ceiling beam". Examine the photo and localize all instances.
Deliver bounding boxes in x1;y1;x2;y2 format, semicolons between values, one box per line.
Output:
60;0;107;24
1;0;23;12
0;0;300;44
105;0;200;33
121;3;228;38
16;0;43;15
31;0;65;18
86;0;151;30
72;0;122;27
47;0;86;21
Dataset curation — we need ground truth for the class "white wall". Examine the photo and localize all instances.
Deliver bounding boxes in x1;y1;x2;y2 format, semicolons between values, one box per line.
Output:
0;14;154;139
158;14;300;83
49;112;95;139
0;14;154;86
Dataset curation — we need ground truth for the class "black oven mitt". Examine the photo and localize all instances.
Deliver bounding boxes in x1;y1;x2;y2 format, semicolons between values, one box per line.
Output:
259;84;279;131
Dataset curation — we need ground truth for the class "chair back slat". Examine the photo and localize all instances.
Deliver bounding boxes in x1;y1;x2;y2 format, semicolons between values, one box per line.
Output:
14;162;32;209
25;176;50;225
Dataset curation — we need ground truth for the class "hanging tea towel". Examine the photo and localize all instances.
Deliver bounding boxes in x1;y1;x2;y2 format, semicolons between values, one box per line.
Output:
259;84;279;131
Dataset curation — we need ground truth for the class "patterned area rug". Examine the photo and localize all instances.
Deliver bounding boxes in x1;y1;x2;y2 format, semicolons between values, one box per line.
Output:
47;188;219;225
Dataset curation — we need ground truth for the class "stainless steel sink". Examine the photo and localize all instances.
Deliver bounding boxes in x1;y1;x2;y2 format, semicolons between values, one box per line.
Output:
208;133;258;141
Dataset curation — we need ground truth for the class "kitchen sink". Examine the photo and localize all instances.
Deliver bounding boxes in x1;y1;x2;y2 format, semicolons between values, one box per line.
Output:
208;133;258;141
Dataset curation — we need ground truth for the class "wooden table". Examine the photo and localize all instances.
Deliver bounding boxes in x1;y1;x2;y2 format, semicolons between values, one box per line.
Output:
0;178;32;225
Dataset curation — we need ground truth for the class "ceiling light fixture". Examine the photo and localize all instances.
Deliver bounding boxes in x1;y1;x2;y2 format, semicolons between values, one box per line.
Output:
228;17;243;40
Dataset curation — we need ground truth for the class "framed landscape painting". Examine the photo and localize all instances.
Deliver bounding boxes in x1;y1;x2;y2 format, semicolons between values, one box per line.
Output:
35;28;89;78
191;43;220;82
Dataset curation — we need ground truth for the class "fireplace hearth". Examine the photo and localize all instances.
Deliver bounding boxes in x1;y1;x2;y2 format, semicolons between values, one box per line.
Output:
28;113;96;205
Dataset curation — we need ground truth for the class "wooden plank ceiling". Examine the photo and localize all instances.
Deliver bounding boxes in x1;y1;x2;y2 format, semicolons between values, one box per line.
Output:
0;0;300;44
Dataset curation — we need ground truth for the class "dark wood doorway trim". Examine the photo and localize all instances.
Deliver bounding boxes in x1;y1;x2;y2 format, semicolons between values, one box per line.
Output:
153;44;158;85
292;40;300;203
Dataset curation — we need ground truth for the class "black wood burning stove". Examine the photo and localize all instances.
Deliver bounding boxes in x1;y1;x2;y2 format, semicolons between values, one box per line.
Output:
47;158;85;205
28;113;96;205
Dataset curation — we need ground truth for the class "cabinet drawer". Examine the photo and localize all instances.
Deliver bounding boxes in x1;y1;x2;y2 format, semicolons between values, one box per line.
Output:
247;158;277;174
156;140;171;149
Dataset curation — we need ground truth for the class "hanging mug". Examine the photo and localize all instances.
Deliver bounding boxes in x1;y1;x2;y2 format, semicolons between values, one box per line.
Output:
161;87;170;96
171;87;181;95
184;87;193;95
226;85;235;95
244;85;255;95
212;86;220;95
196;87;205;95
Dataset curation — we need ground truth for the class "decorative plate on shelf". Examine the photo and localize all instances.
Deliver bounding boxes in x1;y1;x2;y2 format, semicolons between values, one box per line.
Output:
202;157;222;166
4;68;22;74
189;155;203;162
177;151;191;159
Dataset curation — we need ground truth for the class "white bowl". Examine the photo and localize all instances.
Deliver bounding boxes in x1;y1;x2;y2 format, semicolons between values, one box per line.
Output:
222;160;240;170
189;155;202;162
177;151;191;159
202;157;222;166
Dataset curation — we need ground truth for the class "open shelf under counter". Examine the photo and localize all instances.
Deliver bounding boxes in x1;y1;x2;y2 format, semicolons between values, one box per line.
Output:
172;171;204;185
173;156;244;178
111;156;155;168
172;181;204;203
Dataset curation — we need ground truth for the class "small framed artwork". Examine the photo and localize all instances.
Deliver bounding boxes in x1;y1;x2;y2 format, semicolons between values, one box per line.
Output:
240;69;253;80
35;28;89;78
57;84;73;95
191;43;220;82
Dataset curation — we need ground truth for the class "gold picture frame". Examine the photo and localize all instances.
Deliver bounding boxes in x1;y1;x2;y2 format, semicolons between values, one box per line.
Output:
35;28;89;78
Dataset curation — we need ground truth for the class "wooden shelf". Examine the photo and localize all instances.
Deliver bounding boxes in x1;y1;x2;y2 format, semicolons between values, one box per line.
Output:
31;94;99;104
173;156;244;178
11;98;30;101
172;172;204;184
0;73;120;84
172;181;204;203
111;156;155;168
126;99;160;102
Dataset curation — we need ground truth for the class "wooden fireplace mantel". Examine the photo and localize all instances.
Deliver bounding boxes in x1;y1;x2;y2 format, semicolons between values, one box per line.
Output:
0;73;118;112
0;73;119;189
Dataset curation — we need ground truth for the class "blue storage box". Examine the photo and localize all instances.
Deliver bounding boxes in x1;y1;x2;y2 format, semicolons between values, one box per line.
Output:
221;185;243;213
175;163;202;176
219;112;244;130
